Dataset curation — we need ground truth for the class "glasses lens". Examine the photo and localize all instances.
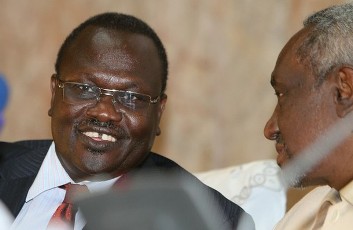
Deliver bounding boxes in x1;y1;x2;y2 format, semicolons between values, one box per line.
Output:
114;91;150;110
59;81;156;111
63;83;98;104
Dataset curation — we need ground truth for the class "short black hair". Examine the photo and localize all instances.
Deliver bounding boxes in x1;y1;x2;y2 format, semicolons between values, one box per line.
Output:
55;12;168;94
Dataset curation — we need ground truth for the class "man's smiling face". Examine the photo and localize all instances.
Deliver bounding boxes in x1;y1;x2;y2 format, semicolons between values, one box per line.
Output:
49;26;166;181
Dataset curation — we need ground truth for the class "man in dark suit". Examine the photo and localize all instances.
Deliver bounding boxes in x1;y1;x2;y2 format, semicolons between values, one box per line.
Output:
0;13;254;229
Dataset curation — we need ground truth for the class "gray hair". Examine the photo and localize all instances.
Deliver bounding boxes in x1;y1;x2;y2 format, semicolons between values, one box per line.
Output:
296;3;353;83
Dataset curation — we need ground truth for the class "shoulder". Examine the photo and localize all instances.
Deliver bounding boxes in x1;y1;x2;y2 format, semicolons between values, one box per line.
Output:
0;140;52;162
0;140;52;178
142;152;200;179
0;139;52;151
145;152;184;168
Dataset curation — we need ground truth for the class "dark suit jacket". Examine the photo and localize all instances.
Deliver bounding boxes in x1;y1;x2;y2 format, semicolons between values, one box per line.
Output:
0;140;254;229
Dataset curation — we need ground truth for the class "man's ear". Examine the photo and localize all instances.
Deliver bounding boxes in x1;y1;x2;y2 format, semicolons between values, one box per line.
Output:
48;74;57;117
156;94;167;136
335;67;353;117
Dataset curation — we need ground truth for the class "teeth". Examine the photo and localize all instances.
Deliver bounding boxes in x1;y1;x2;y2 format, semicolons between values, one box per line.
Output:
84;132;99;138
102;133;116;142
83;132;116;142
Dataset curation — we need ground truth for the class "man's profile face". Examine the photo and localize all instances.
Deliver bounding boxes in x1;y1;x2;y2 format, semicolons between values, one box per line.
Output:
49;26;166;181
264;28;338;187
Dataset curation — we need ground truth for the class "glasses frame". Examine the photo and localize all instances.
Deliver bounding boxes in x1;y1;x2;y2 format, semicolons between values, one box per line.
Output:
56;79;160;110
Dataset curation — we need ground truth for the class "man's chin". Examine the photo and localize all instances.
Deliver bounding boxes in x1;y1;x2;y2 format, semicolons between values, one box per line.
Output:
80;154;114;174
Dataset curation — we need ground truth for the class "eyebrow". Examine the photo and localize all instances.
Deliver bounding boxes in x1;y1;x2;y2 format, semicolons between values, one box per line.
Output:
75;73;141;90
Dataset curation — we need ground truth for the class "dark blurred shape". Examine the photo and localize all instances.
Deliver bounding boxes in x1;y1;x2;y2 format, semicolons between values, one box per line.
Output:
77;171;232;230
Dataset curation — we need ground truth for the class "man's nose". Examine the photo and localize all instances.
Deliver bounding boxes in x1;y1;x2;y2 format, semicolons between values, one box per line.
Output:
264;106;279;141
86;95;123;122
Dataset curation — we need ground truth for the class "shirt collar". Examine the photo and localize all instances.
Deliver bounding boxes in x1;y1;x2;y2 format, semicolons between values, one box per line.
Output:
340;180;353;205
26;142;119;201
26;142;73;202
323;187;341;205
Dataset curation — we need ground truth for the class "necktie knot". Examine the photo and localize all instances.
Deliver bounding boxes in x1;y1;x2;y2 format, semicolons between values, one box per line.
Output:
60;183;89;204
48;183;89;229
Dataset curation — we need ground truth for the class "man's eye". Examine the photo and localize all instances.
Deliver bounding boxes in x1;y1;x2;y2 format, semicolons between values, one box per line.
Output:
120;93;138;102
127;94;138;101
77;85;94;92
71;85;97;99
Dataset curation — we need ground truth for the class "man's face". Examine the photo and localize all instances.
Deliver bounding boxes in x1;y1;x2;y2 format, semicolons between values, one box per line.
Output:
49;26;167;181
264;28;339;187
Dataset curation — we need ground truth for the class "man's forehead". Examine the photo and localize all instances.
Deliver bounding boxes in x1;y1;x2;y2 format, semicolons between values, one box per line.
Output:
271;28;314;79
64;27;158;66
90;27;122;45
74;26;151;47
278;27;312;61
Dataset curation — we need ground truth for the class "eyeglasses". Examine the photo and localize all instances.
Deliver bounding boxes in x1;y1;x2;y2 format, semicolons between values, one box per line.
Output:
57;79;160;111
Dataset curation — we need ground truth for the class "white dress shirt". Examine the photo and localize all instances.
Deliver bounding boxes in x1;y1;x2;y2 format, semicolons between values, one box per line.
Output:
0;200;13;230
11;142;118;230
275;181;353;230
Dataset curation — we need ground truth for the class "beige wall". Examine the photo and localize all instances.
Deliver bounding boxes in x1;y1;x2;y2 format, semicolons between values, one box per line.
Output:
0;0;348;172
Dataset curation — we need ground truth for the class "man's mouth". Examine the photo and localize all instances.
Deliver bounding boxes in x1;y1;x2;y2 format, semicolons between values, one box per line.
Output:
275;142;292;167
82;131;117;142
275;143;285;155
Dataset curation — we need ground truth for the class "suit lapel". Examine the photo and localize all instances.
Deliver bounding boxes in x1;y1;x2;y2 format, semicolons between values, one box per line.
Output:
0;141;51;217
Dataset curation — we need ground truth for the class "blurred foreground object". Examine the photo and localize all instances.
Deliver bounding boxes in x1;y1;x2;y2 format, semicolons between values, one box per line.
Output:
77;171;252;230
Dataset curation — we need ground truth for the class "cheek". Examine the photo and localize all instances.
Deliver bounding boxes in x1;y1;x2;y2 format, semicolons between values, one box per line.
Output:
129;113;158;140
279;103;317;147
52;105;80;127
126;111;160;153
51;104;84;146
279;97;332;154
